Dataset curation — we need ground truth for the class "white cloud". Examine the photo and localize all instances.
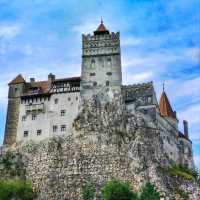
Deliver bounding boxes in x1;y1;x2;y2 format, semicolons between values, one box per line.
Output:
72;21;98;34
178;104;200;125
185;47;200;64
0;24;21;39
124;71;153;84
121;36;144;46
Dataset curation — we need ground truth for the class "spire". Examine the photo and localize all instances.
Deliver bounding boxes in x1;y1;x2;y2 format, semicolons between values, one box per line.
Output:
94;18;109;35
159;87;176;119
162;82;165;92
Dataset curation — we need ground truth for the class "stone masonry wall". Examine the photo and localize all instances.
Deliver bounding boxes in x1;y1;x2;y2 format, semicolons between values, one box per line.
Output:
0;95;199;200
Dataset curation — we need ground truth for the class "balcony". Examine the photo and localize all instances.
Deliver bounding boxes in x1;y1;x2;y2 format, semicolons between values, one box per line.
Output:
25;103;45;114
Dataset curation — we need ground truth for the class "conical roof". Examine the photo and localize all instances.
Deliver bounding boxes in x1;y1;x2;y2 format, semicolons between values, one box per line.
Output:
94;19;109;35
9;74;25;85
159;91;176;119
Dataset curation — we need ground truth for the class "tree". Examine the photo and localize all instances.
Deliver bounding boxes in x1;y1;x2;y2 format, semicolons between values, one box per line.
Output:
139;182;160;200
82;180;95;200
102;179;138;200
0;179;36;200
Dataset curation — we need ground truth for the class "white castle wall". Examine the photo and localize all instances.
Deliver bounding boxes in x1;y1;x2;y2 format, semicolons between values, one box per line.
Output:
16;92;80;143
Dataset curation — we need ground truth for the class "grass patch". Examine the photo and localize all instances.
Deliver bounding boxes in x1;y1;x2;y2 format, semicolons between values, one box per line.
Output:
158;163;199;181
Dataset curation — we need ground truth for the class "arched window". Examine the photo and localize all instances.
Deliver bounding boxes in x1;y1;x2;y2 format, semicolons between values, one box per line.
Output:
106;81;110;86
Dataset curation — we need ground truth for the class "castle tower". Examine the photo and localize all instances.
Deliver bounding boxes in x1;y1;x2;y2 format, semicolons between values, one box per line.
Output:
159;86;178;128
3;74;26;146
80;20;122;100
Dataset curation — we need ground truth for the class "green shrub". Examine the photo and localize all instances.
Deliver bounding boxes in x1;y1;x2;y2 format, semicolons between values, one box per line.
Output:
82;180;95;200
102;179;138;200
0;179;36;200
169;164;199;181
139;182;160;200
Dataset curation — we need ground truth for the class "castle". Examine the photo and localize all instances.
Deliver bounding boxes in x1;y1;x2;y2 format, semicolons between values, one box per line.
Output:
3;20;194;169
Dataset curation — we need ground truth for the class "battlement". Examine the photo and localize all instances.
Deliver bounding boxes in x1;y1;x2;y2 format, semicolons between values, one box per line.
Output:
82;32;120;56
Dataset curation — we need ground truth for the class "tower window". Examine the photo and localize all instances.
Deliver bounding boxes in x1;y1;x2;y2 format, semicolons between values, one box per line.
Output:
32;114;36;120
106;81;110;86
61;110;66;116
22;116;26;121
91;59;95;68
37;130;42;136
24;131;28;137
106;72;112;76
90;72;96;76
53;125;57;132
61;125;66;132
55;98;58;104
93;82;97;87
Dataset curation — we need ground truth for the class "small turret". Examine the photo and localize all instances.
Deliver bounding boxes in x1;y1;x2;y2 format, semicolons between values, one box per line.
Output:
159;84;178;128
4;74;26;146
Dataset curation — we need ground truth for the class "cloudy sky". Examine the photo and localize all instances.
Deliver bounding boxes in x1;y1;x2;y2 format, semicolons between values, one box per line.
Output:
0;0;199;166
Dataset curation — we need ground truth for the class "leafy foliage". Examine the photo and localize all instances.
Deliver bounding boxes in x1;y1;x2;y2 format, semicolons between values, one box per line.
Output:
82;180;95;200
0;179;36;200
139;182;160;200
102;179;138;200
169;163;199;181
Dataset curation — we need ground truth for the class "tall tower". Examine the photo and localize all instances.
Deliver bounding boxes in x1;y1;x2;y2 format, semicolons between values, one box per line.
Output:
80;20;122;100
4;74;26;146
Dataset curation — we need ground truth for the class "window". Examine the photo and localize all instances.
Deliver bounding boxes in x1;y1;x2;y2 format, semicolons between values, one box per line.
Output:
24;131;28;137
68;97;71;101
53;125;58;132
91;59;95;68
15;87;18;92
107;57;111;66
61;125;66;132
55;98;58;104
106;81;110;86
76;97;78;101
37;130;42;136
61;110;66;116
32;114;36;120
22;116;26;121
90;72;96;76
106;72;112;76
93;82;97;87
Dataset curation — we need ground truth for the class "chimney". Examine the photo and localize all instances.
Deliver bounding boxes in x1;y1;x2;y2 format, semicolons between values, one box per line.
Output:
183;120;189;139
30;78;35;83
48;73;55;87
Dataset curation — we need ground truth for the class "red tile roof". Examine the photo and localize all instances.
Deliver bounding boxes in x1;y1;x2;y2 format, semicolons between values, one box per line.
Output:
94;20;109;35
159;91;176;119
9;74;26;85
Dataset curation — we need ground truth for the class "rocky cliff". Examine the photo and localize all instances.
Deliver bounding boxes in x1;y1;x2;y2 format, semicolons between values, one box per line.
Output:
0;95;199;200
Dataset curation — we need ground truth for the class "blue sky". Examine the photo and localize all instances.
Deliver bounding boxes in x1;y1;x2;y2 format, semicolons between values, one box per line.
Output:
0;0;199;166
